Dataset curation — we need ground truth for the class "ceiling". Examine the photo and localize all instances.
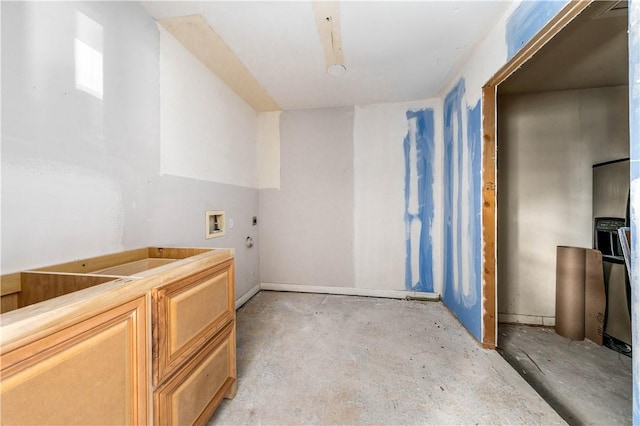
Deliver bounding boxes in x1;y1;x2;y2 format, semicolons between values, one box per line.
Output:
500;1;628;95
140;1;513;111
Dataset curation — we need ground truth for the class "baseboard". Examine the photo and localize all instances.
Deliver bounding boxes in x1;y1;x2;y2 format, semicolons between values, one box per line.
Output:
235;284;261;310
498;313;555;327
259;282;440;301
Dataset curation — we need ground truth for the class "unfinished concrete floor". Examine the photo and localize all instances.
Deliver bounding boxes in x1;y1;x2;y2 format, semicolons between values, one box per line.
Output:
498;324;632;425
207;291;564;425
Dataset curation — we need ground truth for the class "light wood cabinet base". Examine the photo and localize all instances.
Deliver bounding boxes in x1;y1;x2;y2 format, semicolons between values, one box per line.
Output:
1;296;148;425
154;323;236;426
0;247;236;425
224;380;238;399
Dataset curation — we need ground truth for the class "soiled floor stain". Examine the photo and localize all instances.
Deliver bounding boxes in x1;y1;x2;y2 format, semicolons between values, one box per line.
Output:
208;291;565;425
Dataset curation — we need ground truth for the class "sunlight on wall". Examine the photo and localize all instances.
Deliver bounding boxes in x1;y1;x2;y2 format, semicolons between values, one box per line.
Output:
75;11;103;99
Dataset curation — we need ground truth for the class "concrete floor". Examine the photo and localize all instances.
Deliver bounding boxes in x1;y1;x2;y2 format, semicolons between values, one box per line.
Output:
208;291;565;425
497;324;632;425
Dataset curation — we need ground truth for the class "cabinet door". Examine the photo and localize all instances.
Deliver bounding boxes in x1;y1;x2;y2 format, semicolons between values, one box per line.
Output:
1;296;148;425
154;322;236;426
153;259;234;384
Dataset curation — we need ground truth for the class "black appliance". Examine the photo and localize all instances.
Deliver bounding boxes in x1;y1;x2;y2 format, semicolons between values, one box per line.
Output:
593;159;631;355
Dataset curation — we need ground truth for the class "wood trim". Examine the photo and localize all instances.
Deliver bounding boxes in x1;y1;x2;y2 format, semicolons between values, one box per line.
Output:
481;0;593;348
481;84;497;349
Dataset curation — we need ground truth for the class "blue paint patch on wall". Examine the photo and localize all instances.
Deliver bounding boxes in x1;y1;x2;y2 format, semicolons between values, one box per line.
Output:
627;0;639;422
443;81;462;312
442;79;482;341
506;1;568;60
468;100;483;340
404;109;435;292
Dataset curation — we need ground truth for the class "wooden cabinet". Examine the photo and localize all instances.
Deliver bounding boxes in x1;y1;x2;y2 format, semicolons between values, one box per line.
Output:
1;296;148;425
154;322;236;426
152;259;236;425
0;247;236;425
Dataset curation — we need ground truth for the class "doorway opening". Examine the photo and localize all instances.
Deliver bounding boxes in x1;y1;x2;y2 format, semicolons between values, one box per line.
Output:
483;1;632;423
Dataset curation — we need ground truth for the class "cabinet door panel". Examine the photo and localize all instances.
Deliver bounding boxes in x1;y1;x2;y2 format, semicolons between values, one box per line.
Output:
154;322;236;426
153;260;234;383
1;296;148;425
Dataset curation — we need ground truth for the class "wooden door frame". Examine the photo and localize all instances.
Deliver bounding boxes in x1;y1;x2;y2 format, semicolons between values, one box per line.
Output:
481;0;593;348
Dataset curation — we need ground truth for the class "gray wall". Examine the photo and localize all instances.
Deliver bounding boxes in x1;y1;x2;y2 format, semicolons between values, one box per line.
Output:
497;86;629;324
259;108;355;287
149;176;258;299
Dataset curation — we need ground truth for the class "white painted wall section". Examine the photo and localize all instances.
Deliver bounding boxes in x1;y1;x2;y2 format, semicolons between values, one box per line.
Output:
2;157;124;270
257;111;281;189
353;99;444;292
1;1;158;271
159;25;258;188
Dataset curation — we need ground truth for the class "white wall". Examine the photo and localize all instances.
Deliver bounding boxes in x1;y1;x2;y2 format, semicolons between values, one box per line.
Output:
497;86;630;324
2;1;157;270
159;25;258;188
2;2;260;301
353;100;443;291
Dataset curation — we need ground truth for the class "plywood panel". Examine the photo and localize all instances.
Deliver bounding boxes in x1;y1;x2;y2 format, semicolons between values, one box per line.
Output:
1;294;18;314
18;273;116;309
0;273;21;296
154;323;236;426
1;296;148;425
33;248;149;274
147;247;211;259
31;247;214;274
92;258;177;276
153;260;234;383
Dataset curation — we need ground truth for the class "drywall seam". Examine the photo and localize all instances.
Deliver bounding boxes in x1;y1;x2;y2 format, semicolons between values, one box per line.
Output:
312;1;345;71
157;14;280;112
257;111;281;189
260;282;439;301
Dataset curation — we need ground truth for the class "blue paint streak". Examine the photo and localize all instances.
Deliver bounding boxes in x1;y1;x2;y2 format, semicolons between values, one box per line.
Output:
442;79;482;341
467;100;483;340
506;1;568;60
443;83;459;311
404;128;413;290
628;0;640;422
404;109;435;292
